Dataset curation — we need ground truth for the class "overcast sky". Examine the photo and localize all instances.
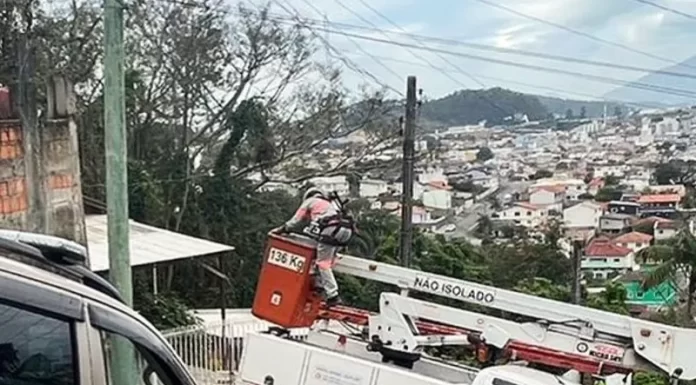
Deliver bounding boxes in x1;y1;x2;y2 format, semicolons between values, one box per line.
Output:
241;0;696;102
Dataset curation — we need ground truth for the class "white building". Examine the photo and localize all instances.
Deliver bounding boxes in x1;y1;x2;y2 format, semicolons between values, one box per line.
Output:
422;189;452;210
563;201;602;229
530;186;565;206
493;202;548;228
310;176;349;196
359;179;389;198
531;178;586;201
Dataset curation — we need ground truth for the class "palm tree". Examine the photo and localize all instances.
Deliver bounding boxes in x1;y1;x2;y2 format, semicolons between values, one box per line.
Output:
638;229;696;320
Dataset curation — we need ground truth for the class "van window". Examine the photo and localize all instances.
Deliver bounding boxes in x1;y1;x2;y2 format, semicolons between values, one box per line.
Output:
101;331;175;385
493;378;521;385
0;301;76;385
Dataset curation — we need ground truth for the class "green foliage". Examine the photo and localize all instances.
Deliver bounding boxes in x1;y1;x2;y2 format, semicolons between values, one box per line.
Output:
531;169;553;180
653;160;696;187
639;229;696;318
595;186;623;202
604;174;621;186
585;282;630;315
476;147;494;162
514;278;571;302
135;291;201;330
633;371;668;385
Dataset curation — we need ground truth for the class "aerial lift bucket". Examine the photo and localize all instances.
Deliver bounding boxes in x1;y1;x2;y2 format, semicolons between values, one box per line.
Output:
251;233;323;328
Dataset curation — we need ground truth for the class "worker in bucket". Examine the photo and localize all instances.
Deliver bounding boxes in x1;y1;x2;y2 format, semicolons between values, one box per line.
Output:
273;187;355;306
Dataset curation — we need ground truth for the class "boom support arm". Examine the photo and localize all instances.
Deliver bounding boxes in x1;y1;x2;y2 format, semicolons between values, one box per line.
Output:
333;253;696;379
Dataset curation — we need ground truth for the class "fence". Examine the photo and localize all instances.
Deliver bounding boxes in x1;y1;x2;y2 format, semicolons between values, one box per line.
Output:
162;319;308;385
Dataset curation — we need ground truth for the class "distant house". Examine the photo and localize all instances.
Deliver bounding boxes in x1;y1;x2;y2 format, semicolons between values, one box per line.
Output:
359;179;389;198
612;231;653;253
638;194;681;216
530;185;565;206
563;201;602;229
607;200;641;216
654;220;678;241
618;270;677;311
492;202;547;228
587;178;605;196
422;182;453;210
531;178;586;201
646;185;686;198
599;213;633;235
311;176;349;197
582;237;636;280
463;169;496;188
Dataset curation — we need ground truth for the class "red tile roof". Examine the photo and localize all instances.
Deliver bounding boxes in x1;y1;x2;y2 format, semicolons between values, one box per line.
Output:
588;177;604;187
515;202;541;211
427;180;453;191
532;185;566;194
633;216;672;226
613;231;653;244
655;220;678;230
638;194;681;204
585;238;632;257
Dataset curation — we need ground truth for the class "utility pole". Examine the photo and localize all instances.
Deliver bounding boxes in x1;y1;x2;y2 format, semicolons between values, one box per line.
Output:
400;76;417;268
104;0;136;382
572;240;583;304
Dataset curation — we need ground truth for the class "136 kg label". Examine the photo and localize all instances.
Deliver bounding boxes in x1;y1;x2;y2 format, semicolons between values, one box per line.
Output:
267;248;306;273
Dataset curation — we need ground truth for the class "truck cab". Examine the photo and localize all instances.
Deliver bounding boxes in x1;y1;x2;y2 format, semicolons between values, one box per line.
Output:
0;233;196;385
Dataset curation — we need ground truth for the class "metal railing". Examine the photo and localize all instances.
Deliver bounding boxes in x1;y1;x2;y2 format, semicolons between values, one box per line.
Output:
162;319;308;385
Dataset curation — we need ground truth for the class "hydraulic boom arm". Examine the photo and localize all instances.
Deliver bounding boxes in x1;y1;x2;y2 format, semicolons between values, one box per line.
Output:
331;253;695;380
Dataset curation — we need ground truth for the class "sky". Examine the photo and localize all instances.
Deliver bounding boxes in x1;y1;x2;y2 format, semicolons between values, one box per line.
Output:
240;0;696;102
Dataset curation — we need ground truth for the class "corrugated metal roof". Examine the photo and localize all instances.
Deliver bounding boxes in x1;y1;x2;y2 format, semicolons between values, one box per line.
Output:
86;215;234;272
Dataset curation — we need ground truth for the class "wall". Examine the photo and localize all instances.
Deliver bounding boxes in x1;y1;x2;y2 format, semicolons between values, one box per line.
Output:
563;203;600;229
0;77;86;243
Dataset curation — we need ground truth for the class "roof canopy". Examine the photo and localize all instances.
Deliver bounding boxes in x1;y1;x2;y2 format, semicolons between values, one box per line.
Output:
86;215;234;272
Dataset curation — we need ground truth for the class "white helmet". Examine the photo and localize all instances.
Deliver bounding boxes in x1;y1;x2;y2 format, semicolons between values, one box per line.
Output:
303;187;324;201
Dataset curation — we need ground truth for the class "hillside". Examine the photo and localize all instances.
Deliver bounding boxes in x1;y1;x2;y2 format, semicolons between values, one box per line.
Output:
421;87;627;127
604;55;696;107
421;87;548;127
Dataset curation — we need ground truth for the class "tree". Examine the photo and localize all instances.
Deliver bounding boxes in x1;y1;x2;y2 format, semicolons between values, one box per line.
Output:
579;106;587;119
565;108;574;119
604;174;620;186
531;169;553;180
585;282;629;315
614;106;623;118
476;146;494;162
594;186;622;202
653;160;696;187
638;230;696;321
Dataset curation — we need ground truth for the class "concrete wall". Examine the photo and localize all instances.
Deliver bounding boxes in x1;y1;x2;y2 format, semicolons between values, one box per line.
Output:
0;77;86;244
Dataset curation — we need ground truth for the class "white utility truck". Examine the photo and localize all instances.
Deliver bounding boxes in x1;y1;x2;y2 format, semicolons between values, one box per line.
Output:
248;236;694;385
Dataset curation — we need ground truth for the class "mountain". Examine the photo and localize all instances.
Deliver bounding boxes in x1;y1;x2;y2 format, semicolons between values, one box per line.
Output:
604;55;696;107
421;87;548;127
421;87;626;128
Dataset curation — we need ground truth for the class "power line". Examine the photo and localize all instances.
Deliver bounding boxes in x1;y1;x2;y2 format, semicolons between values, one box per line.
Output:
469;0;696;70
167;3;696;80
260;0;404;96
324;0;513;116
630;0;696;21
288;0;404;87
262;13;696;80
307;27;696;99
340;51;663;109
